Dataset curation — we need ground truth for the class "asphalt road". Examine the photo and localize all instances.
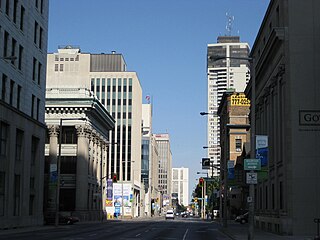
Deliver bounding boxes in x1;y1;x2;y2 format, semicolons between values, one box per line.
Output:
0;217;231;240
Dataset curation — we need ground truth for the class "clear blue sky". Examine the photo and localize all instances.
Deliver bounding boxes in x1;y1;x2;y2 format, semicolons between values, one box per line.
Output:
48;0;270;201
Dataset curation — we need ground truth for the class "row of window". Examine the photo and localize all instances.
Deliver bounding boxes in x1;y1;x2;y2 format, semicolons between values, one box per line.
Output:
34;20;44;50
0;0;25;32
55;55;79;62
1;73;21;109
0;122;39;216
2;29;24;70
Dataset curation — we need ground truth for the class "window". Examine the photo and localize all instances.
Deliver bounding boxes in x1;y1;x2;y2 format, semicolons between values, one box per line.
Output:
32;58;36;81
13;0;18;23
54;64;58;71
5;0;9;16
15;129;23;162
13;174;20;216
0;122;8;157
235;138;242;152
61;126;77;144
0;172;5;216
40;0;43;13
3;31;9;57
31;95;35;118
60;64;63;71
39;27;43;49
31;136;39;166
34;21;38;44
1;74;7;101
61;156;76;174
17;85;21;110
9;80;14;105
36;98;40;120
37;62;42;85
20;6;25;31
18;45;23;70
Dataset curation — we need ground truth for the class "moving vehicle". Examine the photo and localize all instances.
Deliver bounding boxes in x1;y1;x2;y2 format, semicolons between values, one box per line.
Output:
165;210;175;220
235;212;248;224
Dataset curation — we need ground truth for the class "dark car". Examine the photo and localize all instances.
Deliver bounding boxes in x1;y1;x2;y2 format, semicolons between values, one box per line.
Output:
235;212;248;224
45;213;79;225
60;215;79;225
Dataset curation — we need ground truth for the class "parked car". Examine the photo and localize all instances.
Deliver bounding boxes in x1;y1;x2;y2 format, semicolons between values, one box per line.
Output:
181;212;188;218
165;210;175;220
235;212;248;224
44;213;80;225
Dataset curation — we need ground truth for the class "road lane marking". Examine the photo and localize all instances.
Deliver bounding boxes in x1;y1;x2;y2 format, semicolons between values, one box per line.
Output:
183;228;189;240
135;233;141;237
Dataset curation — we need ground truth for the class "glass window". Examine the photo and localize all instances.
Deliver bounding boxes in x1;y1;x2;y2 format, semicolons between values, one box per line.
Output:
18;45;23;70
15;129;24;162
0;122;8;157
31;136;39;166
1;74;7;101
235;139;242;152
32;58;37;80
9;80;14;105
61;156;77;174
0;172;4;216
20;6;25;31
14;174;20;216
60;64;63;71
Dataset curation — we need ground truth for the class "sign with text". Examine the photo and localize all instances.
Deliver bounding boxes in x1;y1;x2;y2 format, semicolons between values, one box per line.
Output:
230;94;250;106
244;159;261;171
246;172;258;184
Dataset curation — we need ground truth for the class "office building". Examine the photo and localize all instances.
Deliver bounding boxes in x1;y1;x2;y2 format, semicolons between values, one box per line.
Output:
0;0;48;228
245;0;320;235
172;167;189;207
154;133;172;209
46;47;142;218
206;36;250;177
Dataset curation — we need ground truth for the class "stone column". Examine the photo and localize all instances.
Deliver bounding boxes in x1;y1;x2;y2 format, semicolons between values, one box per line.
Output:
75;125;89;211
47;125;59;212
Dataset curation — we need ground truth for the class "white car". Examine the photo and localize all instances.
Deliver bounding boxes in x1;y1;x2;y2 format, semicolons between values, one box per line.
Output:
165;210;175;220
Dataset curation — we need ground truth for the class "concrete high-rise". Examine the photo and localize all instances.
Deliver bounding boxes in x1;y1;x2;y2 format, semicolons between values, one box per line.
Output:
154;133;172;210
172;167;189;207
46;47;142;218
206;36;250;177
0;0;48;228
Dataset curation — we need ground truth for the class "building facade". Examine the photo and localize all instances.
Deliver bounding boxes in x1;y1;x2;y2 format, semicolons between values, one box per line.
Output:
217;91;250;219
154;133;172;210
206;36;250;177
245;0;320;235
0;0;49;228
46;47;143;218
172;167;189;207
44;88;115;222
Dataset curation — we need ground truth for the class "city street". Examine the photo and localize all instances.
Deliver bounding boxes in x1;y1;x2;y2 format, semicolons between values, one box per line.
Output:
0;217;230;240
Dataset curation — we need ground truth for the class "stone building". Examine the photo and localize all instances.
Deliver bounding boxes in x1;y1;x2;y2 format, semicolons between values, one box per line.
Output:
44;88;115;222
0;0;49;228
245;0;320;235
218;90;250;220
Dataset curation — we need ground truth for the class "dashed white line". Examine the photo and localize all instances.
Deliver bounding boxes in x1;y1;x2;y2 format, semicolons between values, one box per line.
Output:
183;228;189;240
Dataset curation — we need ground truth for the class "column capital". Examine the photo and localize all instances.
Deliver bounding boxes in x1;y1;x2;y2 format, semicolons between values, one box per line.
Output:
47;125;59;137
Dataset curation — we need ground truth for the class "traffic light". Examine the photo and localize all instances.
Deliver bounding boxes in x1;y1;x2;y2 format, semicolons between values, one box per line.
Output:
112;173;117;183
199;177;204;187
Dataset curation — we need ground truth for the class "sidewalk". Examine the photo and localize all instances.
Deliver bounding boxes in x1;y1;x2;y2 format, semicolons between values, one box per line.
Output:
219;221;314;240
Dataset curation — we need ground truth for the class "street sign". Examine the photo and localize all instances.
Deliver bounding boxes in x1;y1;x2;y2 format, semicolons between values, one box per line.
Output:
246;172;258;184
202;158;210;169
244;158;261;170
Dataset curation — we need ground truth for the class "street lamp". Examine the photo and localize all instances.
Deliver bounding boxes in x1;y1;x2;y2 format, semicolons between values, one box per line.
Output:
209;54;255;238
55;117;86;227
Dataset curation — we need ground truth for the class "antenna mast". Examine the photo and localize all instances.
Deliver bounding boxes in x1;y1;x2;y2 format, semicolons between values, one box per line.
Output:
226;12;235;36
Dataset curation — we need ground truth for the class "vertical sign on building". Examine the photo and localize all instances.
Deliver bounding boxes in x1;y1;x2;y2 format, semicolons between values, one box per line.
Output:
256;135;268;180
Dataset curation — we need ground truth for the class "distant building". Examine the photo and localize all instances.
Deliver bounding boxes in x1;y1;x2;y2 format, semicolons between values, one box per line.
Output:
217;90;250;219
172;167;189;207
44;88;115;222
206;36;250;177
245;0;320;235
154;134;172;209
0;0;49;228
46;47;142;218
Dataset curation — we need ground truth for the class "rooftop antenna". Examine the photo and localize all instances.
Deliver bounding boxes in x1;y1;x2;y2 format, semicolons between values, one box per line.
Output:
226;12;235;36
